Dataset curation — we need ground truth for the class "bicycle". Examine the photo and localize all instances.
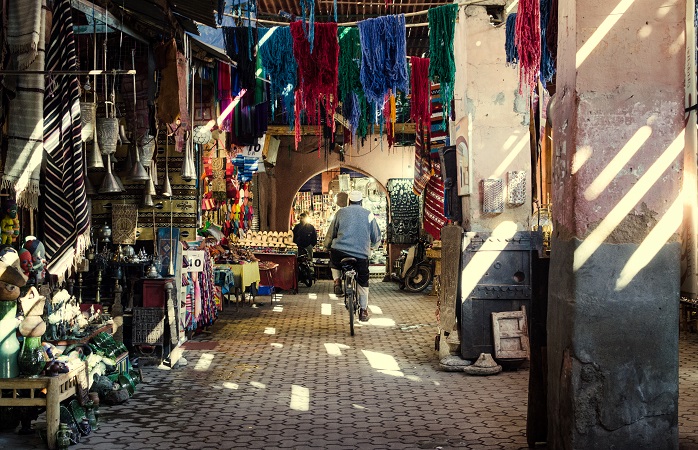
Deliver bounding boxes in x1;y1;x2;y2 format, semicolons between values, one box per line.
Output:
340;257;360;336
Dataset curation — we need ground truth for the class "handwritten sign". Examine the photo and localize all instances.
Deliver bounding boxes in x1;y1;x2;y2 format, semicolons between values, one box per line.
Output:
183;250;205;273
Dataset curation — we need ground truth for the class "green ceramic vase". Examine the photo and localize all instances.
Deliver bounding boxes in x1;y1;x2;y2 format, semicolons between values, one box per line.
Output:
0;300;19;378
56;423;71;450
18;336;46;377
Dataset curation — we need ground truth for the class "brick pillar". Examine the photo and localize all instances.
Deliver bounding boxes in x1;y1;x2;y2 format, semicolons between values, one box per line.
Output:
547;1;684;447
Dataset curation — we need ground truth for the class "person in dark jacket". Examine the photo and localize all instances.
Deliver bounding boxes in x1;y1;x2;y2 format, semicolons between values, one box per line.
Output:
293;212;317;260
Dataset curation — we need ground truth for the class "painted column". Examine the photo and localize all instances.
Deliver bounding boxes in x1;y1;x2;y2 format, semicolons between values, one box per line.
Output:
547;1;683;447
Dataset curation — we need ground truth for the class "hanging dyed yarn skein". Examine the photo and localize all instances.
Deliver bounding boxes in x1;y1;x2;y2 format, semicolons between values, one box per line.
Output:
514;0;541;94
428;4;458;123
258;26;297;125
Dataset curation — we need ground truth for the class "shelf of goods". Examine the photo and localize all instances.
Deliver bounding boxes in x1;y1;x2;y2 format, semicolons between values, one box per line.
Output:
236;230;298;293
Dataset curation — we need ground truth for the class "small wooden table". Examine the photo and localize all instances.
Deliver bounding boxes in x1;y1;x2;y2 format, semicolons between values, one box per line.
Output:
0;363;88;449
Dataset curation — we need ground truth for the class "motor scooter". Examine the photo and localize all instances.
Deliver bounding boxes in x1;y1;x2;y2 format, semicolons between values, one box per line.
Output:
391;236;434;293
297;252;316;287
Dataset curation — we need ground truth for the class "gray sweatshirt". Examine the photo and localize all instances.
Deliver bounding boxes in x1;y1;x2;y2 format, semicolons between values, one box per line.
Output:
324;204;381;259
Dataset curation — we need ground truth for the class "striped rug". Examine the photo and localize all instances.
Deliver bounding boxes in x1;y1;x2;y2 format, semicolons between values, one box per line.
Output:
42;0;90;280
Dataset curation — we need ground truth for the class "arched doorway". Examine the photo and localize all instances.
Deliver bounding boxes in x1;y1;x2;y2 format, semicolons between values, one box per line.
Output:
291;167;390;280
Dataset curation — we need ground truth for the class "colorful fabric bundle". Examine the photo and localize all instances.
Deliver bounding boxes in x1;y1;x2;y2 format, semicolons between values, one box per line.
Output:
3;0;46;209
43;0;91;280
410;57;431;132
259;26;297;125
232;155;259;182
428;4;458;123
505;14;518;66
358;14;409;106
514;0;541;94
338;27;362;104
539;0;555;85
291;21;339;149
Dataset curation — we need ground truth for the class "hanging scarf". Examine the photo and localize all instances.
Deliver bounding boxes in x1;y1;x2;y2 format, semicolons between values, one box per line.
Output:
258;26;297;126
410;56;430;133
218;63;233;132
358;14;409;106
43;0;90;280
505;14;518;66
428;4;458;123
223;26;257;92
3;0;47;209
514;0;541;94
539;0;555;85
291;21;339;149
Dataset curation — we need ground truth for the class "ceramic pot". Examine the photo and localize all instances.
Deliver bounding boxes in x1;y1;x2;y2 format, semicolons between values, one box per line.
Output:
0;300;19;378
18;336;47;376
56;423;71;450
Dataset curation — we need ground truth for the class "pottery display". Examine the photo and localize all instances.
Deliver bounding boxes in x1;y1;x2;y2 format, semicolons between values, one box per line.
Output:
56;423;71;450
17;336;48;376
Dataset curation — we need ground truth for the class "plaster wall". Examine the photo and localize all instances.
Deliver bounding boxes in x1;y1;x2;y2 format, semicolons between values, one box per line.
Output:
453;6;533;232
268;136;414;231
548;0;684;446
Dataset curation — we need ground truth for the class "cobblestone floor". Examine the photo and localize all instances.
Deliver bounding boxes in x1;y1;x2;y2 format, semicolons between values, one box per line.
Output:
1;280;698;449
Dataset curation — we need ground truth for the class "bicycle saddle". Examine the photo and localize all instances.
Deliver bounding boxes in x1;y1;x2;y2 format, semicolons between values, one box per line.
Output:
340;257;357;266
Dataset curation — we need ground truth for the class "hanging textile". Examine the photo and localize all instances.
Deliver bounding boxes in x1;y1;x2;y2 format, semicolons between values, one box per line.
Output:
112;204;138;245
539;0;555;85
429;84;448;170
358;14;409;106
3;0;46;209
43;0;91;279
258;26;297;125
514;0;541;94
223;27;257;92
218;63;233;132
290;21;339;149
428;4;458;123
546;0;558;66
387;179;420;245
423;175;446;240
413;126;431;195
410;57;431;132
505;14;518;66
338;27;362;104
154;39;190;128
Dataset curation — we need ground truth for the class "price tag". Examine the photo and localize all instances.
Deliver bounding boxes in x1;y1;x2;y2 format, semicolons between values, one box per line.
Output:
184;250;205;272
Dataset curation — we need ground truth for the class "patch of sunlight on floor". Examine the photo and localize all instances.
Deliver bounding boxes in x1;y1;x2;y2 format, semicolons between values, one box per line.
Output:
329;293;338;300
194;353;214;371
321;303;332;315
369;317;396;327
250;381;266;389
290;385;310;411
308;293;318;299
273;306;284;312
223;382;239;390
368;305;383;314
406;374;422;382
265;327;276;334
362;349;401;373
271;343;283;348
433;380;441;386
378;370;405;377
336;343;350;350
352;404;367;410
324;343;342;356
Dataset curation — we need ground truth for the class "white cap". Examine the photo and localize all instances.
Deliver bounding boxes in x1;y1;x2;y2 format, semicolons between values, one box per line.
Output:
349;190;363;202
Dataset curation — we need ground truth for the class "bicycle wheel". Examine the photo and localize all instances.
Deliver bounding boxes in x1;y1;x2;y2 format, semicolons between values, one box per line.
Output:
346;275;355;336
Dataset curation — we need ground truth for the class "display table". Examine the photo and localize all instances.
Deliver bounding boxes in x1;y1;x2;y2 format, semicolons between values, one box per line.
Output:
254;253;298;293
0;363;88;450
215;262;261;304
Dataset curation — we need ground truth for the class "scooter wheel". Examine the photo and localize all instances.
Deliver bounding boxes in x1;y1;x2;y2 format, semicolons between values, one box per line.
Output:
404;264;433;293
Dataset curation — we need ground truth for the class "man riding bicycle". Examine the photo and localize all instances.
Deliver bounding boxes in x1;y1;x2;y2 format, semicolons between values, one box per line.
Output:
324;190;381;322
